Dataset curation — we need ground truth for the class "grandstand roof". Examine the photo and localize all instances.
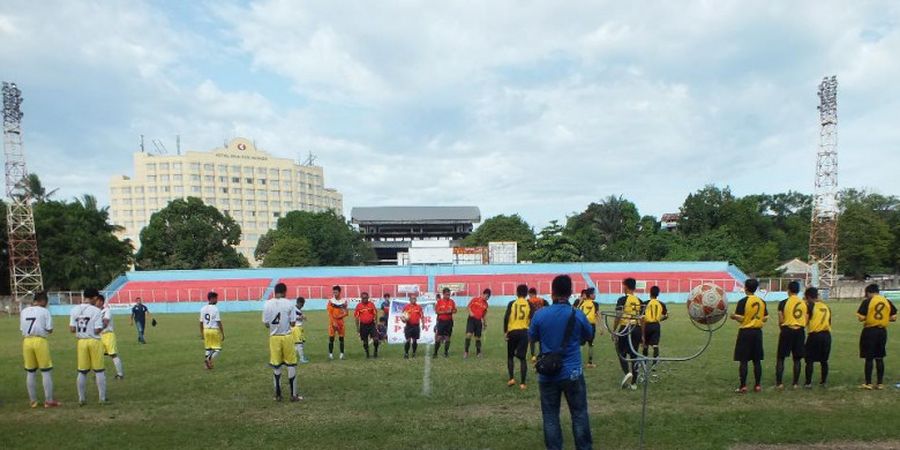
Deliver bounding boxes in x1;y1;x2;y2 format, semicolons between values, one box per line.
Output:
351;206;481;224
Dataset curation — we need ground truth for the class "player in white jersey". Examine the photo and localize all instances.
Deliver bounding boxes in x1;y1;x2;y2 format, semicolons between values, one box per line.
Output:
69;288;108;405
262;283;300;402
200;291;224;369
96;295;124;379
21;292;60;408
292;297;308;363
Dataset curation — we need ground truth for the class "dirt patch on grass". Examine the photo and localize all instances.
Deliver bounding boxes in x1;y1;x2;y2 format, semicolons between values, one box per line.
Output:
731;441;900;450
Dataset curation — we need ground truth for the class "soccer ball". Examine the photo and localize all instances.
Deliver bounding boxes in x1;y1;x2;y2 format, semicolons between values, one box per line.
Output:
687;283;728;325
400;311;409;323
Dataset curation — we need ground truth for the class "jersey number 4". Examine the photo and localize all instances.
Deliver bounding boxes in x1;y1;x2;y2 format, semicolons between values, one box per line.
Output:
272;312;282;325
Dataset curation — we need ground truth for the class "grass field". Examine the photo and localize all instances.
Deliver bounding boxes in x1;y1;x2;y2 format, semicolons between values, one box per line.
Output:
0;300;898;449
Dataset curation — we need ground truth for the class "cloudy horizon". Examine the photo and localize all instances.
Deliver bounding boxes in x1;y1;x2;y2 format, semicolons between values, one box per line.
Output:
1;1;898;230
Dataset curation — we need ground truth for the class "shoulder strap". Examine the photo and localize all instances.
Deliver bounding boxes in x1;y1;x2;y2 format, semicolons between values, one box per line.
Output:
561;308;577;344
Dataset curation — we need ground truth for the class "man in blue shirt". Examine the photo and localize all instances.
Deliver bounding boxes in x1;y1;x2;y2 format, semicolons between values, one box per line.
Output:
130;298;151;344
529;275;594;450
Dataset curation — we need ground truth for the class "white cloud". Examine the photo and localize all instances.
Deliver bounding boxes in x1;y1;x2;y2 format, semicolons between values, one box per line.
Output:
0;0;898;231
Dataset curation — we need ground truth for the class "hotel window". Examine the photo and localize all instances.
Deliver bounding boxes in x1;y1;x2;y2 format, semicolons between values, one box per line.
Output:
135;199;145;207
233;210;243;217
256;167;266;174
271;190;280;198
146;163;156;171
220;187;228;194
160;175;170;182
245;199;255;207
134;187;144;194
203;164;214;171
281;169;291;178
232;177;240;183
159;163;169;170
204;186;214;194
243;166;253;174
204;175;214;182
121;187;132;194
205;198;215;205
173;174;183;182
163;186;170;193
246;190;255;198
259;200;268;207
245;221;256;229
231;165;241;173
245;177;253;184
174;186;184;194
191;186;200;193
256;189;266;197
218;165;228;172
283;201;291;209
172;162;183;172
190;163;201;171
273;211;281;218
258;179;266;185
232;188;241;195
269;168;279;176
249;211;257;217
190;175;200;182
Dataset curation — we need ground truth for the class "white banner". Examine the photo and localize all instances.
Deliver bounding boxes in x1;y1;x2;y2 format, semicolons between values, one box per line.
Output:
387;299;436;344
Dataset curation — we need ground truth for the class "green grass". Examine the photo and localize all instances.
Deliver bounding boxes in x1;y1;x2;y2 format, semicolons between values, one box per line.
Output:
1;301;898;449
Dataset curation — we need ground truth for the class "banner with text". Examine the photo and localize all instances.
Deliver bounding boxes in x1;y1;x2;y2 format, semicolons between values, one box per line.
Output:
387;299;436;345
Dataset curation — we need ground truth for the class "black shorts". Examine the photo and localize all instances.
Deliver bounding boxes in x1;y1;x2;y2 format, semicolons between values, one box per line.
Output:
507;329;528;359
466;317;484;337
404;324;421;340
359;323;375;341
805;331;832;363
582;324;597;345
859;327;887;359
644;323;661;346
436;319;454;337
777;327;806;359
616;325;642;357
734;328;764;362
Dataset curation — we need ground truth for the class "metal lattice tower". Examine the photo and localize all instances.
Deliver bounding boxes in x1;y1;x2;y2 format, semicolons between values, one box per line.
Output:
807;75;839;291
2;82;43;303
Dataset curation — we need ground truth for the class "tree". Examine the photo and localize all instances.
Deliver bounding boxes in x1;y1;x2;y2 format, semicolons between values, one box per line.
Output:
17;173;58;203
261;236;317;268
531;221;581;262
256;210;372;266
565;195;641;261
135;197;248;270
838;202;892;279
462;214;535;261
34;196;133;290
678;185;735;236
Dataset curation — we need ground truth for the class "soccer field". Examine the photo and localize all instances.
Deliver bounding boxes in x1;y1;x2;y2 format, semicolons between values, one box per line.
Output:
1;301;898;450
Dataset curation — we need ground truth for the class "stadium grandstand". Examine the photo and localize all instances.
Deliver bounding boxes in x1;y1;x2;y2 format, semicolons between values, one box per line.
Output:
351;206;481;264
45;261;757;315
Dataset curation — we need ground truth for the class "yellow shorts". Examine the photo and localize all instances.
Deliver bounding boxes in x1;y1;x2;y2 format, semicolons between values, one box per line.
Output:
268;334;297;367
77;338;104;372
204;328;223;350
291;325;305;344
23;336;53;371
101;332;118;356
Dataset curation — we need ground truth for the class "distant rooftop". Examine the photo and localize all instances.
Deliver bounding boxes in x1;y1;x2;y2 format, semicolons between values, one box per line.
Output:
351;206;481;224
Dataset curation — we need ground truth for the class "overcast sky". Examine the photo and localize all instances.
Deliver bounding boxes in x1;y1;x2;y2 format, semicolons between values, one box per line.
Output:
1;1;898;229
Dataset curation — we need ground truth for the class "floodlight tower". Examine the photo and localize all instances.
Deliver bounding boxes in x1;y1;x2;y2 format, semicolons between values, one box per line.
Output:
807;75;839;291
2;82;43;303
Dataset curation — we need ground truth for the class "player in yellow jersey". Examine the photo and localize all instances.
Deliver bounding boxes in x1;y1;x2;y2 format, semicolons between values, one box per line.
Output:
641;286;668;359
578;288;600;367
730;279;768;393
614;278;643;390
200;291;224;370
775;281;807;389
856;284;897;390
96;295;125;379
21;291;60;408
803;287;831;388
504;284;534;390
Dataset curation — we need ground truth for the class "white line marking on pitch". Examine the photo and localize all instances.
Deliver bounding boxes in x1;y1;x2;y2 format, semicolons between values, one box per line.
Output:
422;343;433;397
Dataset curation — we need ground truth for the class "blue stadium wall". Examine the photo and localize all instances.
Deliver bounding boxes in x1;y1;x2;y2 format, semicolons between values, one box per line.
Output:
50;261;760;315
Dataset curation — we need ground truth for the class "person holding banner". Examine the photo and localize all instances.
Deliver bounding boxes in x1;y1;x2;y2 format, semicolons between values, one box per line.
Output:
402;295;424;359
434;288;458;358
465;289;491;358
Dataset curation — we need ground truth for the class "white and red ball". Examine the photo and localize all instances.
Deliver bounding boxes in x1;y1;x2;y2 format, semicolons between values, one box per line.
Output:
687;283;728;325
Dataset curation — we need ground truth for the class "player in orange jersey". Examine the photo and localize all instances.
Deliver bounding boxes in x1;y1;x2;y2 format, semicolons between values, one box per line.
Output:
327;285;349;360
465;289;491;358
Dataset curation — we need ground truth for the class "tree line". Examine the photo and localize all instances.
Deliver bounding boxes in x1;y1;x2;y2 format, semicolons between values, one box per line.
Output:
0;175;895;294
465;186;899;279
